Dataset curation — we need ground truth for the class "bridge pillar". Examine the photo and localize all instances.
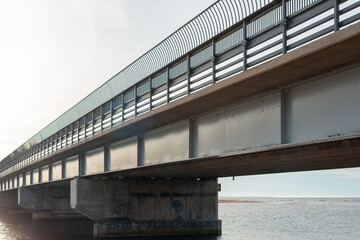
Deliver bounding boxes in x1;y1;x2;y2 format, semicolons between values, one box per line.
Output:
18;186;84;220
70;177;221;238
0;190;31;215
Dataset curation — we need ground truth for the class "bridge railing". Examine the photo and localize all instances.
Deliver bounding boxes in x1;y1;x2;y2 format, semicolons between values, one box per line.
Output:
0;0;359;179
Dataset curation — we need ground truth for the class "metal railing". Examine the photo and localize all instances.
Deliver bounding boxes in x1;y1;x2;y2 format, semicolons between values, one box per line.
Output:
0;0;359;180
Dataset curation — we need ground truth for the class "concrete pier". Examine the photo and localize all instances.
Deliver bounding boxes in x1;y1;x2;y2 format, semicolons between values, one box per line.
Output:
71;177;221;238
0;190;31;215
0;190;18;209
18;186;84;220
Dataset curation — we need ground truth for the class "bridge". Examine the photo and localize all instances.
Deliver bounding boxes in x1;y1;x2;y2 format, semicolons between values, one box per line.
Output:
1;0;360;238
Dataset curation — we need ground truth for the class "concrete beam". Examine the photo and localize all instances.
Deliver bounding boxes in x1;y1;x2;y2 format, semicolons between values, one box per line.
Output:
18;186;84;220
82;134;360;179
71;177;221;238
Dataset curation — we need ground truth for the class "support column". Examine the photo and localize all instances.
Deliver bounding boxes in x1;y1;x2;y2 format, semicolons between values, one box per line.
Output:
71;177;221;238
18;186;84;220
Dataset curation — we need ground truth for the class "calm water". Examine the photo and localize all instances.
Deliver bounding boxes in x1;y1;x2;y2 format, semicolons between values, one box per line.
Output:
0;198;359;240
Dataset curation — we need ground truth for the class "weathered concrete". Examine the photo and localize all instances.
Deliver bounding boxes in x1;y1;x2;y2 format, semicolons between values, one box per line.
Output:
0;190;18;209
71;177;221;238
0;190;31;215
18;186;84;220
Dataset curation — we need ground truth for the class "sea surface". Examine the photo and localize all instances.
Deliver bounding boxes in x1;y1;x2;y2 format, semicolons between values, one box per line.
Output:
0;198;359;240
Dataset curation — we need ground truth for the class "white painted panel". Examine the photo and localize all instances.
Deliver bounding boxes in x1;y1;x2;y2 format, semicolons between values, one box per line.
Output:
41;166;49;183
65;156;79;178
144;121;189;165
26;172;31;185
286;67;360;143
14;177;18;188
52;161;62;181
33;169;39;184
19;175;24;187
195;92;281;157
86;148;104;174
110;138;137;170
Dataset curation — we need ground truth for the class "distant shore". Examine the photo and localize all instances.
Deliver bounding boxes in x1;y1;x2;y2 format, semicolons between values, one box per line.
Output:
219;199;262;203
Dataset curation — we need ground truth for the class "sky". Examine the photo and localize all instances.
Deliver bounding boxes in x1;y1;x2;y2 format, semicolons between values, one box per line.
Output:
0;0;359;198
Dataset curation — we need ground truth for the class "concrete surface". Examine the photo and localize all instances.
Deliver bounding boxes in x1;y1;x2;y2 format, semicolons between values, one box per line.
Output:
71;177;221;238
18;186;84;220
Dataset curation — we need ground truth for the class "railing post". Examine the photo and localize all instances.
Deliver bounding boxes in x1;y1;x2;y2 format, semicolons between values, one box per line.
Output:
100;105;103;132
149;77;153;111
68;126;71;146
60;130;63;150
166;66;170;103
34;146;37;161
187;54;191;94
65;127;68;147
77;120;80;143
60;131;63;149
242;20;247;71
282;0;288;54
334;0;339;32
46;138;49;156
71;123;74;145
39;143;41;158
48;139;51;155
109;100;113;128
91;112;95;136
83;116;86;139
134;86;138;116
212;39;216;84
121;94;125;122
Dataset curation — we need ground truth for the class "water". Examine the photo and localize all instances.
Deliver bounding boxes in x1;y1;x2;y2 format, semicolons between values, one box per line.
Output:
219;198;360;240
0;198;359;240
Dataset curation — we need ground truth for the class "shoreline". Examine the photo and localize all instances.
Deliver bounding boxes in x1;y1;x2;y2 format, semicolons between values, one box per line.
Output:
219;200;262;203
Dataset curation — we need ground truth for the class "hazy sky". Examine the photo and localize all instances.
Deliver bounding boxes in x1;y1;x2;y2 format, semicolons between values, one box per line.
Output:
0;0;359;197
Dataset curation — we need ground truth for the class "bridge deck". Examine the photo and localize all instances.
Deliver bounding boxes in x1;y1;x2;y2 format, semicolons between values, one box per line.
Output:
3;22;360;181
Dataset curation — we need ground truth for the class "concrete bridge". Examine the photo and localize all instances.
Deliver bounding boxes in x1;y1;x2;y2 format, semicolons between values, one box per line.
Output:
1;0;360;238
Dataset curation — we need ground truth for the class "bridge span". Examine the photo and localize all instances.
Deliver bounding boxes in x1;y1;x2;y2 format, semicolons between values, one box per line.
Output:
1;0;360;238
